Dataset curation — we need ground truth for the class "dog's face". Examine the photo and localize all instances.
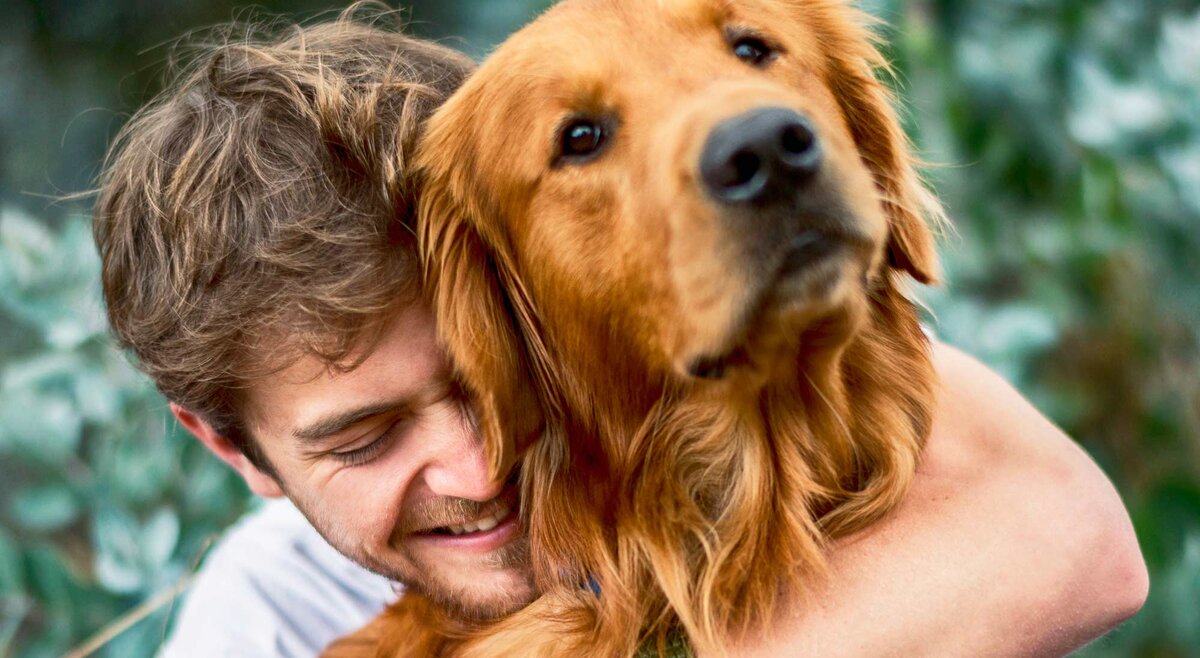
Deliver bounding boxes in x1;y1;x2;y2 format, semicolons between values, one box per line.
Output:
406;4;943;648
419;0;939;470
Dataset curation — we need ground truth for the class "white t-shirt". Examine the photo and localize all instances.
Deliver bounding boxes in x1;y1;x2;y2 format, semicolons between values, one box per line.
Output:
158;498;399;658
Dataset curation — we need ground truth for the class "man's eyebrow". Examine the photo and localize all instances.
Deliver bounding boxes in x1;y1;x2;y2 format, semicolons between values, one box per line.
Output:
291;400;407;442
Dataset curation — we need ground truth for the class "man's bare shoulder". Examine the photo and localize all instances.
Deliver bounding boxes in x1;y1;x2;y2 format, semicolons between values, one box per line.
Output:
728;341;1147;657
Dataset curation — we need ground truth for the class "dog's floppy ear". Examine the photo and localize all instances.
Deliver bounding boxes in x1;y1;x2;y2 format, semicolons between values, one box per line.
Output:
810;4;943;284
416;118;544;478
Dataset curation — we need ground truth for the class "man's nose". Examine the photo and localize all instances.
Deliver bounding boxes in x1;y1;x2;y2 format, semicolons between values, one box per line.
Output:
419;403;506;502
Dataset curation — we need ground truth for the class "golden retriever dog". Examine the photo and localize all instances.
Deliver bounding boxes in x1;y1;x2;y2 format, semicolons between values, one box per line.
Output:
329;0;943;655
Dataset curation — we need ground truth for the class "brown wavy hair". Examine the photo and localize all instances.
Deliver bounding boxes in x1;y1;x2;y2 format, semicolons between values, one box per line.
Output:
93;5;473;471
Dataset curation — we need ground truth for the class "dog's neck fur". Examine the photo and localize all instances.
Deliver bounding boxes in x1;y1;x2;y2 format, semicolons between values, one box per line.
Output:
511;274;933;656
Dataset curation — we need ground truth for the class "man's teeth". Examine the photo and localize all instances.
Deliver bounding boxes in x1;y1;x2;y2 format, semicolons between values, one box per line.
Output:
441;503;510;536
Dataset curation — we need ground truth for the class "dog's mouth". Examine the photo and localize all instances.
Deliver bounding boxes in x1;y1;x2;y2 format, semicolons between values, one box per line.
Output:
684;225;870;380
776;229;845;278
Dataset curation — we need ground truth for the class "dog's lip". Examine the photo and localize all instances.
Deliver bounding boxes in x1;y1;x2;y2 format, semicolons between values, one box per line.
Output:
682;226;869;380
777;229;843;277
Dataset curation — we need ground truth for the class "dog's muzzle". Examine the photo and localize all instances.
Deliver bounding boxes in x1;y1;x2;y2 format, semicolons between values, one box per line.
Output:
695;105;855;288
681;107;864;381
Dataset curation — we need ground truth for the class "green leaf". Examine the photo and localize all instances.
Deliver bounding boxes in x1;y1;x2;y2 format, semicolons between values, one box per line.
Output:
0;211;106;348
106;433;175;505
71;367;122;424
1161;533;1200;647
0;390;82;461
10;484;80;533
91;507;144;593
0;525;27;596
23;544;82;643
141;508;180;571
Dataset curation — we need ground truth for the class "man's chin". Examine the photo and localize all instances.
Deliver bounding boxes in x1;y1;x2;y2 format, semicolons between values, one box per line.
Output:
285;485;537;622
410;566;539;622
386;532;537;622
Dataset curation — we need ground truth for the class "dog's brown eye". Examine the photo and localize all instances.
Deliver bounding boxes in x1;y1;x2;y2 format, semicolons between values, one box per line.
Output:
732;36;773;66
560;120;606;159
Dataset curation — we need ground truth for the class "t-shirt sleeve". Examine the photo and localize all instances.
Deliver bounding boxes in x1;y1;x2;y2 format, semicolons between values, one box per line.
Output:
157;498;400;658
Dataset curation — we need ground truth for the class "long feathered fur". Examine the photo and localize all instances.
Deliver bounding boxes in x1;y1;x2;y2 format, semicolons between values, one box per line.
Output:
326;1;944;656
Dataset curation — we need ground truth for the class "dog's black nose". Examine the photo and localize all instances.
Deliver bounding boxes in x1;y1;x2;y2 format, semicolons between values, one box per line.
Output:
699;107;821;204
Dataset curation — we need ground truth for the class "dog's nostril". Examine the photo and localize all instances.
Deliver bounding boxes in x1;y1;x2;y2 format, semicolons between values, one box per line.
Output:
778;119;820;176
730;151;762;187
781;123;815;157
704;149;765;200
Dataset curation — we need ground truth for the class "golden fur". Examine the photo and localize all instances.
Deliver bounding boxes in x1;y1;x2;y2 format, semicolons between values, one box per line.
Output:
326;0;943;655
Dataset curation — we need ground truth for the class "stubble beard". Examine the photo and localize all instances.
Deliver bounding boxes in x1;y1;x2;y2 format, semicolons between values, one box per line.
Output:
405;533;537;622
285;489;538;623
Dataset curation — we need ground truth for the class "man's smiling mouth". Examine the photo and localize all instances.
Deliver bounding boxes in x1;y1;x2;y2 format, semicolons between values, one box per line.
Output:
410;492;522;553
428;500;514;536
399;462;524;550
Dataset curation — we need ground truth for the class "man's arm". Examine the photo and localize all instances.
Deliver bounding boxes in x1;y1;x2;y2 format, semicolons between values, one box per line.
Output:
733;341;1148;657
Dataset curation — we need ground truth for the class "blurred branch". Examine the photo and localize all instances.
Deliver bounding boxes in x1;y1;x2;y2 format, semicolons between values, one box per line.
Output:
60;574;193;658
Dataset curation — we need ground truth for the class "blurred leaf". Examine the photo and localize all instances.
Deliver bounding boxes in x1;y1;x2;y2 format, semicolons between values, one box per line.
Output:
0;527;25;595
0;528;30;658
1161;534;1200;647
1158;11;1200;87
10;484;80;533
0;389;82;461
1161;144;1200;214
1068;58;1172;150
0;595;30;658
91;507;145;594
71;367;122;424
141;508;180;571
99;613;172;658
0;209;105;348
180;449;249;519
105;433;176;505
23;544;81;645
0;208;56;283
2;351;89;391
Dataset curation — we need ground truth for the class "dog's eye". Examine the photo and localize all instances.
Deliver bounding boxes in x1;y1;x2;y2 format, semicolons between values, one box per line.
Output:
731;35;773;66
560;120;606;158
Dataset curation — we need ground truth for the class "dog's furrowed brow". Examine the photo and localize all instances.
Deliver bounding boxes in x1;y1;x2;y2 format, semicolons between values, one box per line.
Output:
503;62;616;128
658;0;733;28
560;74;617;117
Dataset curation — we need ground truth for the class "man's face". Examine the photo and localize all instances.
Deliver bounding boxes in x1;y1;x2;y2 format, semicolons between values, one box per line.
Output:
241;304;536;620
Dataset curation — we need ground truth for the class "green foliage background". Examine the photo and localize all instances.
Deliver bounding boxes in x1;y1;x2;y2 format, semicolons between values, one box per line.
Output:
0;0;1196;655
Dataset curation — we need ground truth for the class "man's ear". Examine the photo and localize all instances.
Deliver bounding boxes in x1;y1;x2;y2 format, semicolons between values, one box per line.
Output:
170;402;284;498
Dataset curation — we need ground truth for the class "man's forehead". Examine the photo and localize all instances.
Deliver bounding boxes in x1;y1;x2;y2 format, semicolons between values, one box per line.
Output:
239;347;352;440
241;305;443;438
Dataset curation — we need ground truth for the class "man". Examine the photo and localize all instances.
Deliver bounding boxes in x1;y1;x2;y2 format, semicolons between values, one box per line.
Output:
93;12;1146;657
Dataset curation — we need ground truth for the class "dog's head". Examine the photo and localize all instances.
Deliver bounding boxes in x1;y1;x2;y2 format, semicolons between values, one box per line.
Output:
417;0;941;474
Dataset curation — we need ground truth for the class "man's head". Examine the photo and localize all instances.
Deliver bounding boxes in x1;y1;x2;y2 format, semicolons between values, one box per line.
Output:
93;11;534;619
